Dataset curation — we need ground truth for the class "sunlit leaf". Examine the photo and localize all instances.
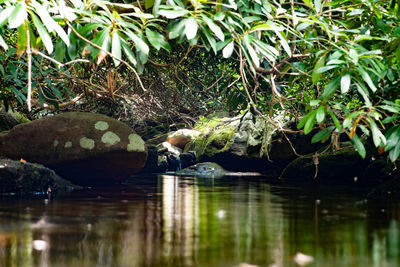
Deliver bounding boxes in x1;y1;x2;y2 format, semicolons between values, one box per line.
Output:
145;28;171;51
0;6;13;27
312;54;325;84
111;31;121;66
8;2;26;29
369;118;386;147
185;17;198;40
0;34;8;50
31;13;53;54
201;14;224;41
314;0;321;13
125;29;149;55
316;105;325;123
357;66;377;92
304;110;317;134
223;41;234;58
340;73;351;94
158;8;189;19
389;143;400;162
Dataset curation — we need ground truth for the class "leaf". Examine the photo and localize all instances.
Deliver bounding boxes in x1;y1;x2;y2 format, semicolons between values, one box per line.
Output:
168;19;186;39
121;41;137;65
201;14;224;41
312;54;325;84
322;76;340;99
315;65;339;73
158;8;189;19
389;143;400;162
250;21;284;32
327;110;342;130
145;28;170;51
125;30;149;55
314;0;321;13
385;127;400;151
145;0;155;9
16;24;27;56
276;31;291;57
379;105;400;113
369;118;386;147
243;34;259;68
223;41;234;58
8;2;27;29
304;110;317;134
111;31;121;66
31;13;53;54
311;129;331;143
55;38;66;62
185;17;198;40
340;73;351;94
310;99;321;106
355;82;372;107
0;6;13;27
316;105;325;123
33;3;70;46
351;133;366;159
297;111;314;129
0;34;8;50
357;66;377;92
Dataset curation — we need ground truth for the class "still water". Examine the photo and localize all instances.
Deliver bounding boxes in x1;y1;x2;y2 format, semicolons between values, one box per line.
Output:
0;175;399;267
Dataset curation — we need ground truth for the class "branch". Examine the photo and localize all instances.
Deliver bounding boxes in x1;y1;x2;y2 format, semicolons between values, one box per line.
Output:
32;49;90;67
26;25;32;111
66;21;147;92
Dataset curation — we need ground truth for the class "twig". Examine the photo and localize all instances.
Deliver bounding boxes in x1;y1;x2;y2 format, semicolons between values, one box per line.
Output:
26;25;32;111
66;21;147;92
32;49;90;67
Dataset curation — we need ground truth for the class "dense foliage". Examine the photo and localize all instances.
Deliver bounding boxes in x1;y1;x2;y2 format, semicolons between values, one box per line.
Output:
0;0;399;161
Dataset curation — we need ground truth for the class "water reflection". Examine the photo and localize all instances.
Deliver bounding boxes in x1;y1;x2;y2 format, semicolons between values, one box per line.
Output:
0;175;399;266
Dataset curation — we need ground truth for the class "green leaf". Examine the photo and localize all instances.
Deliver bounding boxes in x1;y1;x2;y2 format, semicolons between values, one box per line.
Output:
351;133;366;159
223;41;234;58
304;110;317;134
310;99;321;106
276;31;291;57
340;73;351;94
158;8;189;19
327;110;342;130
201;14;225;41
125;30;149;55
355;82;372;107
33;3;70;46
8;2;27;29
385;127;400;151
311;129;331;143
322;76;340;99
145;28;170;51
314;0;321;13
315;65;339;73
121;41;137;65
55;38;66;62
389;143;400;162
145;0;155;9
0;6;13;27
368;119;386;147
312;54;325;84
168;20;186;39
112;31;121;66
357;66;377;92
31;13;53;54
243;34;259;68
297;111;314;129
316;105;325;123
185;17;198;40
16;24;27;56
200;25;217;54
250;21;284;32
0;34;8;50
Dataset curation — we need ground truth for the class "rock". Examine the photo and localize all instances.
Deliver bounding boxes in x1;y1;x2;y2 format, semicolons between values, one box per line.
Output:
0;158;80;194
280;146;369;183
159;141;183;156
146;133;168;146
185;112;319;173
176;162;227;178
179;152;196;169
0;112;147;185
167;129;201;149
0;109;30;132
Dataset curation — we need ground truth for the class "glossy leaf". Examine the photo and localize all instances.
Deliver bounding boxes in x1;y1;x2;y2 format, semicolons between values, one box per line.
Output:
55;38;66;62
351;133;366;159
0;34;7;50
0;6;13;27
311;129;331;143
327;110;342;130
223;41;234;58
201;14;225;41
389;143;400;162
322;76;340;99
158;8;189;19
8;2;26;29
31;13;53;54
316;105;325;123
125;30;149;55
304;110;317;134
357;66;377;92
368;118;386;147
111;31;121;66
340;73;351;94
312;54;325;84
185;17;198;40
315;65;339;73
145;28;171;51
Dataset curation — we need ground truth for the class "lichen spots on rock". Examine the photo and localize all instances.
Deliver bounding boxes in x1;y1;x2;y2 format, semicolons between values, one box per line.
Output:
95;121;109;131
127;134;145;152
64;141;72;148
101;131;121;146
79;137;95;150
53;140;59;147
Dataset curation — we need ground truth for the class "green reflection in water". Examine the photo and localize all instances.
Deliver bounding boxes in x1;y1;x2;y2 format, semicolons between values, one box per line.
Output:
0;175;399;266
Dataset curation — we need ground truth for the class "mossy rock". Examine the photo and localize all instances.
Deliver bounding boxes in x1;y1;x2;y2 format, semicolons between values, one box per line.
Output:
0;110;29;132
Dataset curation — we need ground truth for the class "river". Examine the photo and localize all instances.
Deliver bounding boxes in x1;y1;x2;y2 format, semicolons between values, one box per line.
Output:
0;175;399;267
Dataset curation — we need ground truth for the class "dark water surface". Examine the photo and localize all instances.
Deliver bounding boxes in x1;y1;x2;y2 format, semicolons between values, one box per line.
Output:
0;175;399;267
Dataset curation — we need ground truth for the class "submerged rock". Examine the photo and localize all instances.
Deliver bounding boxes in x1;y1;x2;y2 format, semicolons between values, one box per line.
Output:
176;162;227;178
0;158;80;194
0;112;147;185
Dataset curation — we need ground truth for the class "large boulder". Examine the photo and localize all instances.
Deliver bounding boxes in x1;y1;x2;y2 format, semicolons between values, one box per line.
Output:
0;112;147;185
184;112;323;173
0;158;80;194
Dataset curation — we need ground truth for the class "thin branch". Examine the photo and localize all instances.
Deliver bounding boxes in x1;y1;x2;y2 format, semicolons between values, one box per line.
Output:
26;25;32;111
32;49;90;67
66;21;147;92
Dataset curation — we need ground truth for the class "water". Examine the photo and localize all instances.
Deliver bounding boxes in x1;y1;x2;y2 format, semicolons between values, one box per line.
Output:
0;175;399;267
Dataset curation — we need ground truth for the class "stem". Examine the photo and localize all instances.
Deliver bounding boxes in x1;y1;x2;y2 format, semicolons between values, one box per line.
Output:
26;25;32;111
